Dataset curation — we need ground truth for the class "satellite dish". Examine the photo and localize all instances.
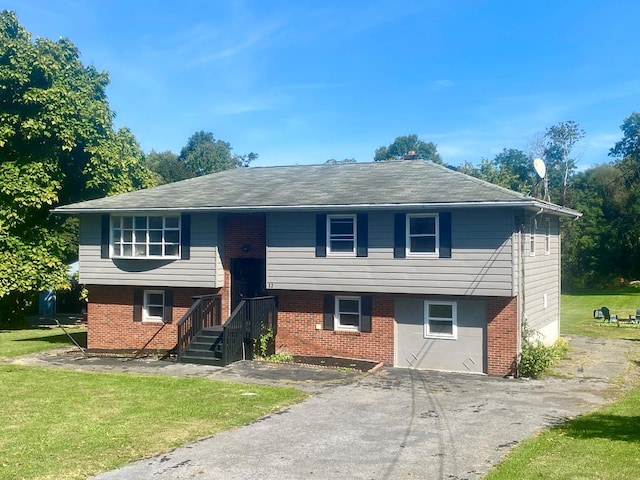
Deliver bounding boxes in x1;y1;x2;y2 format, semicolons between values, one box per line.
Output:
533;158;546;179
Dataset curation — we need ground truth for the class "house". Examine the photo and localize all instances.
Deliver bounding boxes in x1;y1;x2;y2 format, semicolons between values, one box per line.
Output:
53;160;580;375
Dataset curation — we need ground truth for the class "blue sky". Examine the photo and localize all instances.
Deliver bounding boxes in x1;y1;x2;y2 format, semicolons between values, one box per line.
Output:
6;1;640;169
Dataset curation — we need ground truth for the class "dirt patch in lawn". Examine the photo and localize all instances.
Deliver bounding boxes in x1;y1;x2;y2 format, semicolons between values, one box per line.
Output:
553;335;640;390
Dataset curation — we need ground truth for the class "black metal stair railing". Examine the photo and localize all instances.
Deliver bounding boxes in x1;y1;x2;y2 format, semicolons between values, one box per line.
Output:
176;294;222;358
222;296;277;365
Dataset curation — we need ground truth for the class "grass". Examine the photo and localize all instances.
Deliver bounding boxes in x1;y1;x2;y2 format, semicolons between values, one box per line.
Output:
561;288;640;339
0;327;307;480
0;365;307;480
0;326;87;359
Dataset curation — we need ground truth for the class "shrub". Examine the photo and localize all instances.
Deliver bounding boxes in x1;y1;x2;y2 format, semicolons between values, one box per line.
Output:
519;323;569;378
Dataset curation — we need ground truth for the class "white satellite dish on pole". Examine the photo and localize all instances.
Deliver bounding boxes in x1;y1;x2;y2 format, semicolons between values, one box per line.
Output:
533;158;546;179
533;157;550;201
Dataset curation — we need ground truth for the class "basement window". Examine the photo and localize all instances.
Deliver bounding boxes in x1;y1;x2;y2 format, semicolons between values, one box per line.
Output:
143;290;165;323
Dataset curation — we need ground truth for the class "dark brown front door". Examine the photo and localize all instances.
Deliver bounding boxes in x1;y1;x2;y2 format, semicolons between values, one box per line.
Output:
230;258;266;311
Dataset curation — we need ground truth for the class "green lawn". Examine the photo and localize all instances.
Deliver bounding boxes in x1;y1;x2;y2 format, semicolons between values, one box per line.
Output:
0;326;87;359
562;289;640;339
0;328;307;480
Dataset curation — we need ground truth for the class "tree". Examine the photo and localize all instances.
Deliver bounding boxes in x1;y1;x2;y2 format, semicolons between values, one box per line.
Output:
562;165;624;288
0;10;154;322
374;134;442;164
610;112;640;180
144;150;194;185
456;149;536;194
179;131;257;176
543;121;584;205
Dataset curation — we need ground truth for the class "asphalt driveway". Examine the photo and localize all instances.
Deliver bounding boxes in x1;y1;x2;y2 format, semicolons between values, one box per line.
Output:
8;335;638;480
87;367;611;480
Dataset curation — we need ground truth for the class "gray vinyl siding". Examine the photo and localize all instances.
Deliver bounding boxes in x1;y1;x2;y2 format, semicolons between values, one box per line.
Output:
78;213;223;288
266;209;515;297
521;215;561;339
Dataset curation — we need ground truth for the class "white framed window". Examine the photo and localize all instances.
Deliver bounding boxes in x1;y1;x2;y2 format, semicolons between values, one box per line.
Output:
529;218;536;256
335;296;361;330
144;290;165;322
327;215;356;255
544;218;551;255
424;301;457;339
112;215;180;258
407;213;439;256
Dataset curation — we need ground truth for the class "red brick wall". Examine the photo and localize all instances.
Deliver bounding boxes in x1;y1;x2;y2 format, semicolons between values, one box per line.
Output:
219;213;266;320
486;296;519;376
276;291;395;365
87;285;218;351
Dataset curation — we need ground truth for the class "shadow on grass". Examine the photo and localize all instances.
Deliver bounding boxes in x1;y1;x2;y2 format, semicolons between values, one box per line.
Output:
15;331;87;348
560;414;640;442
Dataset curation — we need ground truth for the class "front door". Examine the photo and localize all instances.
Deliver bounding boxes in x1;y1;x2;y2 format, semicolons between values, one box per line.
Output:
230;258;266;311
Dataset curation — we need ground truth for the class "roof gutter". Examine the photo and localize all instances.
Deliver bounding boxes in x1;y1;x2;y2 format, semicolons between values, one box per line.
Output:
52;199;581;218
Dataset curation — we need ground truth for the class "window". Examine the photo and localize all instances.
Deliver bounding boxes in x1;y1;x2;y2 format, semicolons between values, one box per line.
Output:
424;301;457;339
529;218;536;256
394;212;451;259
144;290;165;322
112;215;180;258
327;215;356;255
323;294;372;332
544;218;551;255
407;214;438;255
335;296;361;330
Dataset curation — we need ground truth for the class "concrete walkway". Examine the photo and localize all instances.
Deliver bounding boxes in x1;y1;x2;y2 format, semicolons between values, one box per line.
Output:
6;335;640;479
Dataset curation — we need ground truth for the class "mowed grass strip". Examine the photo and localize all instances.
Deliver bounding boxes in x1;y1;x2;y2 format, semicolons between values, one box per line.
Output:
0;327;87;359
485;384;640;480
0;365;307;480
562;290;640;339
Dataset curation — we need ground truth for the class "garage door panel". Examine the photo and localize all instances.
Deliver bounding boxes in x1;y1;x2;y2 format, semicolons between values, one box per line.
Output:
395;297;487;373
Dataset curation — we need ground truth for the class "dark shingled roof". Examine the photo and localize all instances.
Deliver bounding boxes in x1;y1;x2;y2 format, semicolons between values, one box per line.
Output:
54;160;580;216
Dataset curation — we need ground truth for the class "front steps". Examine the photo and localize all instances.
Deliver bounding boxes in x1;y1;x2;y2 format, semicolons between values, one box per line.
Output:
178;326;224;366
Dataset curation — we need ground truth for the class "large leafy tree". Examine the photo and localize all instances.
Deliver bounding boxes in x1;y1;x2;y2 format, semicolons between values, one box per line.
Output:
180;131;257;176
374;134;442;164
458;149;536;194
144;150;194;185
562;164;626;287
0;10;153;321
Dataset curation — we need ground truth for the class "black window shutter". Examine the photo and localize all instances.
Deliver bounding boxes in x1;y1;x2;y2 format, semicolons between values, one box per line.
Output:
181;213;191;260
323;294;335;330
356;213;368;257
394;213;406;258
163;290;174;323
360;295;372;333
101;214;110;259
316;214;327;257
133;289;143;322
439;212;452;258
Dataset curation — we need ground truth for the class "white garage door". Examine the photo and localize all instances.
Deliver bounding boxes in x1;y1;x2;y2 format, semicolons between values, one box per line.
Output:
395;297;486;374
